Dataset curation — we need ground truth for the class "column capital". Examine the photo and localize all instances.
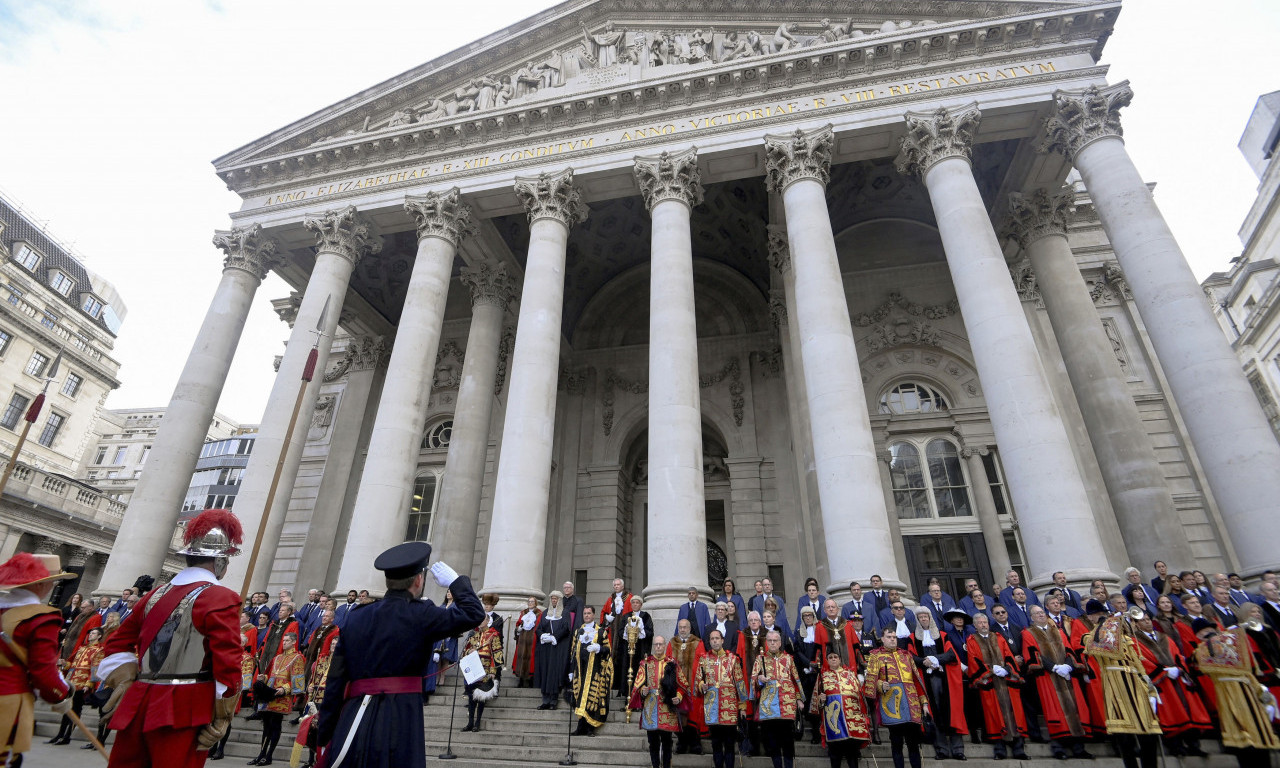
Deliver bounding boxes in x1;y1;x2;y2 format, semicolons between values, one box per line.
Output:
876;449;894;465
1005;186;1076;251
303;205;382;266
1009;259;1043;306
960;445;991;460
347;335;389;372
64;546;92;567
764;125;834;193
212;223;283;280
766;224;791;274
31;536;58;555
513;168;588;228
768;287;787;329
633;147;704;210
1040;81;1133;162
895;103;982;179
460;261;516;310
404;188;474;247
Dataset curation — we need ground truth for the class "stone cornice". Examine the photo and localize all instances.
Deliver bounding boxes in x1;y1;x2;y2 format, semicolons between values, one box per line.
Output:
1004;185;1075;250
211;223;283;280
764;125;834;192
514;169;589;227
633;147;703;210
1039;80;1131;162
895;102;982;178
302;205;383;266
404;188;475;246
216;3;1117;196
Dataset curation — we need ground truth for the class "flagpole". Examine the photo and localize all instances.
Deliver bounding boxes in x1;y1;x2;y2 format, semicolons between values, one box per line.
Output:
239;296;331;602
0;349;63;498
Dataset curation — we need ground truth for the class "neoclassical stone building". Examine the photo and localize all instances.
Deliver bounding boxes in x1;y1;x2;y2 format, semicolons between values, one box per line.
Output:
102;0;1280;619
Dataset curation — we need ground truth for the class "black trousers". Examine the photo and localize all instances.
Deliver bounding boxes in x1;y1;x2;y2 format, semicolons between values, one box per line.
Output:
1113;733;1159;768
259;711;284;759
828;738;861;768
888;723;923;768
647;730;674;768
760;719;795;768
709;723;738;768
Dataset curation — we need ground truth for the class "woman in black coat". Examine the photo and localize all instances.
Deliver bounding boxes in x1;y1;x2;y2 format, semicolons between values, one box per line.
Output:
533;590;573;709
793;605;822;743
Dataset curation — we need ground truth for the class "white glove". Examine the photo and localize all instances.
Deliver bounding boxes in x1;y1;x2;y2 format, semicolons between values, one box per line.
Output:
639;628;647;639
49;695;73;715
1053;664;1072;680
960;663;968;673
568;673;575;682
1150;696;1159;715
603;613;613;624
926;655;939;669
588;643;601;654
992;665;1008;678
1266;704;1277;721
550;636;557;646
858;673;866;686
433;653;441;663
430;561;460;588
1163;667;1180;680
541;633;552;644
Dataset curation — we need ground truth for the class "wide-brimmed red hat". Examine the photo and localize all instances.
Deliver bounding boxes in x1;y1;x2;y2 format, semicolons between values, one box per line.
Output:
0;553;75;591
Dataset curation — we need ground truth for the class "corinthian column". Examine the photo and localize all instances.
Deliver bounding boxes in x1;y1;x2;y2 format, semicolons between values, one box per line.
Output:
99;225;281;596
895;105;1114;588
763;126;902;595
479;170;587;607
1042;82;1280;577
634;147;710;611
429;262;514;597
337;190;473;592
225;207;380;592
1006;186;1191;569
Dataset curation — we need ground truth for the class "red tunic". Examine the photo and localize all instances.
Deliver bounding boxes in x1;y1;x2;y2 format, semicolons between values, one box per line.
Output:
1064;617;1106;738
909;634;968;735
965;632;1027;739
665;635;705;729
1133;630;1211;735
1021;625;1091;740
814;619;861;674
0;604;70;701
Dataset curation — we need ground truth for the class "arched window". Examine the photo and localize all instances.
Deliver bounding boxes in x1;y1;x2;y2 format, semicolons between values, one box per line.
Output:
406;471;442;541
887;438;973;519
421;419;453;450
879;381;949;415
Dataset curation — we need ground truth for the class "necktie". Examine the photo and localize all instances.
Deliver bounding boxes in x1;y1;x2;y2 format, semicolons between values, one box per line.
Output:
1055;616;1062;627
1000;624;1009;633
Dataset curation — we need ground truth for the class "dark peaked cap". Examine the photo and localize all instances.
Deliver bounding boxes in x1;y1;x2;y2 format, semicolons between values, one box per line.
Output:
374;541;432;580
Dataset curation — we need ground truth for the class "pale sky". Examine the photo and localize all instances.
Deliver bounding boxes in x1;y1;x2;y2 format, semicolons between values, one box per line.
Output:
0;1;1276;422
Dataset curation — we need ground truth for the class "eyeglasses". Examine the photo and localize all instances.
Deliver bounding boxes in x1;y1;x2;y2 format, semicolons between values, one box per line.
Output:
891;606;905;611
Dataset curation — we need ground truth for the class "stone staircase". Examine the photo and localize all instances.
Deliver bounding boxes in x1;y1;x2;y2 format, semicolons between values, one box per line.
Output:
32;676;1247;767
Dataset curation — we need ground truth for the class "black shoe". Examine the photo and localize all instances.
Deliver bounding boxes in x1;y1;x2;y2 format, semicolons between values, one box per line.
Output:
934;754;949;761
45;735;61;744
81;743;96;750
461;724;474;732
260;760;273;766
954;755;967;761
537;703;550;710
1013;754;1030;761
994;755;1006;761
248;759;263;766
290;717;301;725
1054;754;1068;760
1185;748;1209;758
872;734;882;745
1072;752;1095;760
55;735;72;745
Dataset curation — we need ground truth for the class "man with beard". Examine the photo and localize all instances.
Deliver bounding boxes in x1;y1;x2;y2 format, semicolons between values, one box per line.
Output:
965;612;1029;760
572;606;614;736
615;596;654;699
667;619;705;754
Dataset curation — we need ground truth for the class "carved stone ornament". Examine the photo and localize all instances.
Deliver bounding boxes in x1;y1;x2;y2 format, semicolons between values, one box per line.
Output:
212;223;283;280
766;224;791;274
324;335;388;381
1005;186;1076;251
895;103;982;179
764;125;834;193
768;287;787;329
460;261;515;309
1008;259;1043;306
633;146;704;210
513;168;588;227
959;444;990;460
433;340;465;390
1040;81;1133;162
404;188;475;247
494;326;515;394
303;205;382;266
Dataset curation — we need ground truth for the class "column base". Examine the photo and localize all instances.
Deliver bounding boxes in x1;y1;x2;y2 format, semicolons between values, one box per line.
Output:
822;579;911;604
1242;561;1280;583
1029;568;1119;596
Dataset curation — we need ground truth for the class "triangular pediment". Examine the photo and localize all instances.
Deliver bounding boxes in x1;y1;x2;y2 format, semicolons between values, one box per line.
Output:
213;0;1100;172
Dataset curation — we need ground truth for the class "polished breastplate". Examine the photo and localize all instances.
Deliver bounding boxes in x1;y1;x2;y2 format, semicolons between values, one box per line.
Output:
139;584;214;681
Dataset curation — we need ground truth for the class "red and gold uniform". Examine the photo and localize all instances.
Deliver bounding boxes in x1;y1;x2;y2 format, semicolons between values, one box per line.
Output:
812;665;872;744
752;649;801;721
814;617;860;674
464;625;504;675
965;631;1028;740
262;648;306;714
1194;626;1280;751
695;648;746;725
1133;629;1211;735
1081;615;1161;737
630;653;685;732
66;640;104;691
862;645;928;725
239;630;256;699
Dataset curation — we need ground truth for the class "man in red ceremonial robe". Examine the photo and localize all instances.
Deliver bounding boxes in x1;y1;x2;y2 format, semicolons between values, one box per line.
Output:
99;509;246;768
1022;605;1094;760
965;611;1029;760
665;619;705;754
1131;614;1211;757
0;552;76;764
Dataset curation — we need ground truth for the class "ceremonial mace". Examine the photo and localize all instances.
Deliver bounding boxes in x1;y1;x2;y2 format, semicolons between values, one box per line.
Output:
625;618;640;723
0;349;61;499
239;296;330;600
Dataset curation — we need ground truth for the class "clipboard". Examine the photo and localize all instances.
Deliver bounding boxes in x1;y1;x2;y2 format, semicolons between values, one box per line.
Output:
459;650;485;684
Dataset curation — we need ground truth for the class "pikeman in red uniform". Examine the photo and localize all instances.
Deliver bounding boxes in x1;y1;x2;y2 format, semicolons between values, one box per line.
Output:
0;552;76;764
98;509;246;768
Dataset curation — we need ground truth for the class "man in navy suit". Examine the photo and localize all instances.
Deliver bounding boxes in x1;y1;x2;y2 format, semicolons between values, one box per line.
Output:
922;582;957;627
1043;572;1084;613
868;574;891;616
1121;567;1160;608
1227;573;1260;606
749;578;788;632
999;570;1041;609
841;581;879;635
1004;587;1034;629
675;586;711;638
334;590;359;628
958;578;994;615
879;597;915;638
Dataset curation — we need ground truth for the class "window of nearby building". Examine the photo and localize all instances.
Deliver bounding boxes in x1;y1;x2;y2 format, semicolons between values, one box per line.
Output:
887;437;974;519
141;444;151;464
106;470;118;479
981;452;1013;516
82;296;103;318
36;412;64;447
13;244;39;270
94;445;107;464
0;328;10;356
40;312;57;330
49;272;74;296
879;381;949;415
421;419;453;450
24;352;49;377
113;446;127;465
6;286;21;306
1;393;30;430
60;373;82;397
405;471;442;541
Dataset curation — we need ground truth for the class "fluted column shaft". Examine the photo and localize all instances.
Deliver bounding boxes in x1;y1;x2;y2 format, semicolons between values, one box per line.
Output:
1011;188;1191;569
963;447;1013;580
764;126;901;596
635;148;710;612
480;170;586;609
98;226;279;596
338;191;472;593
225;207;379;592
1043;82;1280;576
429;264;512;599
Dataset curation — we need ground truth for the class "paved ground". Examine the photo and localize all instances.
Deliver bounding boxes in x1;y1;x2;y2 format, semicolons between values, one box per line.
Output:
22;741;111;766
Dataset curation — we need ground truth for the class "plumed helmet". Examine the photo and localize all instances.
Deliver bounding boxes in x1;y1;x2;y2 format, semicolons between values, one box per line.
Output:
177;509;244;558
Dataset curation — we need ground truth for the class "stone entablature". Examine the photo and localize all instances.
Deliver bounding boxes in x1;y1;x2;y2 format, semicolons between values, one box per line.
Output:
216;2;1116;209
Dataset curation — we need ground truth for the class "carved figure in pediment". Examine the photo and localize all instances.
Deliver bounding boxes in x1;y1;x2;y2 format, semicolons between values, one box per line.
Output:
648;33;680;67
772;22;800;53
686;29;712;63
515;61;545;98
495;76;514;107
387;107;416;128
819;18;852;42
543;50;565;88
420;97;448;122
723;30;764;61
455;79;481;113
561;44;587;80
471;74;499;111
581;20;627;68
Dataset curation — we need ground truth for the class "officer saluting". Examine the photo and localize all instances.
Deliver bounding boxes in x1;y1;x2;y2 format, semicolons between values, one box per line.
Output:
316;542;484;768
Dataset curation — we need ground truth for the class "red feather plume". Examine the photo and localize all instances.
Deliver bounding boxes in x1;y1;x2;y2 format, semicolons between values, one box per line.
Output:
0;553;52;585
184;509;244;547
